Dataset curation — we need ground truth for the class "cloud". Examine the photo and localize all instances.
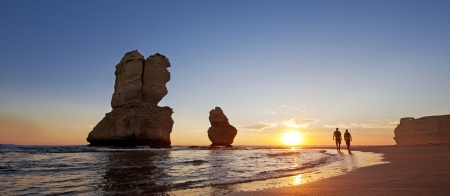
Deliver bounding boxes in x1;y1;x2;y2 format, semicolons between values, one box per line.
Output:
239;122;278;131
281;118;318;128
323;120;399;129
258;111;276;115
71;124;94;130
323;123;351;128
257;105;307;115
239;117;318;131
349;121;399;129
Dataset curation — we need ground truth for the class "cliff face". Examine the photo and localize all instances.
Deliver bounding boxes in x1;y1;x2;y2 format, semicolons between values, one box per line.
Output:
207;107;238;147
87;51;173;148
394;115;450;145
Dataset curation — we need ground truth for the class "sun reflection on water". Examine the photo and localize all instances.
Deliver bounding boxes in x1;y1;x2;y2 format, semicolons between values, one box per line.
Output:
293;174;303;185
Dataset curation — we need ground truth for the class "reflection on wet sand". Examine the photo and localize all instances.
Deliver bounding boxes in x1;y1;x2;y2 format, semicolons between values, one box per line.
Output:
339;150;358;172
293;174;303;185
96;151;170;195
220;150;385;195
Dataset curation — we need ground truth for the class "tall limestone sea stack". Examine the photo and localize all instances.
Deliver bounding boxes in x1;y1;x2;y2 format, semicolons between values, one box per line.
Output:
87;51;173;148
207;107;238;147
394;114;450;145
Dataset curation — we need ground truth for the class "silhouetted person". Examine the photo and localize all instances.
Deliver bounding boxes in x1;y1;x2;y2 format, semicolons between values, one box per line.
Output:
344;129;352;152
333;128;342;152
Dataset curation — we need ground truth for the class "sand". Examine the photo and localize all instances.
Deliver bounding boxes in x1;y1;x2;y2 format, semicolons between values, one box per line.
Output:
226;145;450;196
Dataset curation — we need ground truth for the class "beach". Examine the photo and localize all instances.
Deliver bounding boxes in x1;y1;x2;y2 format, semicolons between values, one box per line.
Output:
227;145;450;196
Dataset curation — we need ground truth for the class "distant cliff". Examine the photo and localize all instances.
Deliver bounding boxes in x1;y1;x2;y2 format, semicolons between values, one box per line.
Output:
394;115;450;145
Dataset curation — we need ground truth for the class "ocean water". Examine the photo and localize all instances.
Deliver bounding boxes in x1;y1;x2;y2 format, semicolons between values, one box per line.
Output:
0;145;368;195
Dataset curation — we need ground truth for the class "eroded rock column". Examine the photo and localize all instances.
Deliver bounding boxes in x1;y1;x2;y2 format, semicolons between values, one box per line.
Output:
87;50;174;148
207;107;238;147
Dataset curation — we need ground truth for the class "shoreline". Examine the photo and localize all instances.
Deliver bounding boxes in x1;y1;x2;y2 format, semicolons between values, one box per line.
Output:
226;144;450;196
169;148;386;195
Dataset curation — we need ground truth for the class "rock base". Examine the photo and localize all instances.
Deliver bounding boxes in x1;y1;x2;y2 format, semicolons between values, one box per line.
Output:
88;139;171;148
209;144;234;147
394;134;450;145
207;125;237;147
87;102;173;148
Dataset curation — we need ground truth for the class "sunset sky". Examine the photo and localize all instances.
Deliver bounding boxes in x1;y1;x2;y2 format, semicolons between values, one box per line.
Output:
1;0;449;146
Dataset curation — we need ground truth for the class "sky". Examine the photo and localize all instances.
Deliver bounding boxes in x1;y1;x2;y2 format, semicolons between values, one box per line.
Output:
1;0;449;146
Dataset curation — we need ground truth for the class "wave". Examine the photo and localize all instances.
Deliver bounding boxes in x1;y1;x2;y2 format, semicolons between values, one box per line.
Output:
0;145;178;153
182;160;208;165
267;151;301;157
168;154;338;190
0;145;310;154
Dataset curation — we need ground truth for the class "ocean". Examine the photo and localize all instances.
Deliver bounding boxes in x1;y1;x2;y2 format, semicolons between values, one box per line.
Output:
0;145;385;195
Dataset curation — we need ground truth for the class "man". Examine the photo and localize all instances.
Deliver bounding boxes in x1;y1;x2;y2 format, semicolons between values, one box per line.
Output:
344;129;352;151
333;128;342;152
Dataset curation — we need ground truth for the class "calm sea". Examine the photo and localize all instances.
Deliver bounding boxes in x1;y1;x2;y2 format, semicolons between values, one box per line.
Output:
0;145;340;195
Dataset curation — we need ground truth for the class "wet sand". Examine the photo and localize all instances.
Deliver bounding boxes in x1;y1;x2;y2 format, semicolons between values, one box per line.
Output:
226;145;450;196
168;148;385;196
170;148;386;195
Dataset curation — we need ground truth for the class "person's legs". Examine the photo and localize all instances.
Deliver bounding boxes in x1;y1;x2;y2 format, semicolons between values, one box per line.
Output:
345;140;351;151
337;140;341;151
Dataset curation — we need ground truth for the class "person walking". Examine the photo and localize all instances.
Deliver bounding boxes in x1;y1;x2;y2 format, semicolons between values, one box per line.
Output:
333;128;342;152
344;129;352;152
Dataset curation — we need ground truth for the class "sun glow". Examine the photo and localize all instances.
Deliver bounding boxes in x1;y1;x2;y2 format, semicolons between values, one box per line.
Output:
281;131;303;145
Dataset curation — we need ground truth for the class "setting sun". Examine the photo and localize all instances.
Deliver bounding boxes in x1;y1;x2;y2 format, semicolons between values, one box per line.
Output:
281;131;303;146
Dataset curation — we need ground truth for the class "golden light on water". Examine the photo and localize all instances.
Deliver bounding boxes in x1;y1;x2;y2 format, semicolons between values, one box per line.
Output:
294;174;303;185
281;131;303;145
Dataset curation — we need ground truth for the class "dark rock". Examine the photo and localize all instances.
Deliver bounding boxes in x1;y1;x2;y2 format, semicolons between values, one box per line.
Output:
207;107;237;146
87;51;173;148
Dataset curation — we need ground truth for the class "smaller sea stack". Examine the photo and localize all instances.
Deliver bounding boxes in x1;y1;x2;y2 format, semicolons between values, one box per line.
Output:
207;107;238;147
